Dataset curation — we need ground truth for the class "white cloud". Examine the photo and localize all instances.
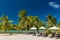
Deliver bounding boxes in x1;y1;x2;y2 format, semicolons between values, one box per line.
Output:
48;2;60;8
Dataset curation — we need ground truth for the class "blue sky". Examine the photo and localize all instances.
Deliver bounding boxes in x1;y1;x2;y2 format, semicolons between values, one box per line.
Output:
0;0;60;24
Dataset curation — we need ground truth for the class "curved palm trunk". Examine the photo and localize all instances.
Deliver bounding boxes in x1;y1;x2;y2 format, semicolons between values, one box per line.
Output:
36;29;39;33
36;26;39;34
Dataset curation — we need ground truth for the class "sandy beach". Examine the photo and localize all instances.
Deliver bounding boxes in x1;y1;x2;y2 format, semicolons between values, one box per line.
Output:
0;34;59;40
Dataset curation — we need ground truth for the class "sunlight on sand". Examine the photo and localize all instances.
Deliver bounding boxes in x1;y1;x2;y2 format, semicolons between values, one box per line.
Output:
0;34;59;40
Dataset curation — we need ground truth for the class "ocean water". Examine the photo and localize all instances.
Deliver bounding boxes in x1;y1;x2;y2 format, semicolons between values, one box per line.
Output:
0;30;46;33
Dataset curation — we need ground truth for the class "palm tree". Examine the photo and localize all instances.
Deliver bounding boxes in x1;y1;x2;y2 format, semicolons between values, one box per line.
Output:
51;17;56;26
1;15;8;32
46;14;53;34
27;16;35;28
33;16;40;33
18;9;26;17
46;14;56;27
18;9;27;33
0;15;13;35
46;14;57;34
46;14;52;20
25;19;30;30
0;17;2;30
46;14;53;28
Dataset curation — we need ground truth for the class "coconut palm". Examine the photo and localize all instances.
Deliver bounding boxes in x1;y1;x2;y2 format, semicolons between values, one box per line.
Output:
46;20;52;28
1;15;8;32
46;14;57;35
46;14;52;20
26;16;40;33
46;14;53;28
0;17;2;30
51;17;56;26
46;14;53;35
46;14;57;27
25;19;30;30
27;16;35;28
18;9;26;17
27;16;39;28
18;9;27;33
33;16;40;33
0;15;13;33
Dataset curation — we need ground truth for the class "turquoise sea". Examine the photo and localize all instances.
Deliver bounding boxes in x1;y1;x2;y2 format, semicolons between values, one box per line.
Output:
0;30;46;33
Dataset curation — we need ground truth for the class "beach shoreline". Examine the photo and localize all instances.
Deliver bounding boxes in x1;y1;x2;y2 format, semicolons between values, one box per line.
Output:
0;34;59;40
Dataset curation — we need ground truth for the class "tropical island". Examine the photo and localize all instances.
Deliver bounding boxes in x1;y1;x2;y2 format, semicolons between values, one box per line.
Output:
0;9;60;35
0;0;60;40
0;9;60;40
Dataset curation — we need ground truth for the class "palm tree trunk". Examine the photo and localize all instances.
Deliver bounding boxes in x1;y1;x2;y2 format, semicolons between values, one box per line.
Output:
37;29;39;33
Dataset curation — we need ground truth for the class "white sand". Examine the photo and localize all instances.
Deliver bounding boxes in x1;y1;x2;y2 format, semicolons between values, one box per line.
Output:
0;34;59;40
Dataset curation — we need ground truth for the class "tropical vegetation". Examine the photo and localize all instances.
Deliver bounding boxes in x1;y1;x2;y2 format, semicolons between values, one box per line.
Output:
0;9;60;34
